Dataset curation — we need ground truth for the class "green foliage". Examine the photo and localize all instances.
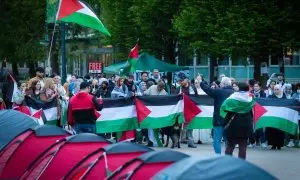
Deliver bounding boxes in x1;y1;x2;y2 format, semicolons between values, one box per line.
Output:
174;0;300;60
0;0;46;63
100;0;180;62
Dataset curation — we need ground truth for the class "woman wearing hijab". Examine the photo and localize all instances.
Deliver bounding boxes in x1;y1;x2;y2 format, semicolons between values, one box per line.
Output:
266;84;286;150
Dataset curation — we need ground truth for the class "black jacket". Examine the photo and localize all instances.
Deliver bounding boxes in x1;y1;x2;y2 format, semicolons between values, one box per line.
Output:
224;111;253;138
200;82;234;127
251;90;266;98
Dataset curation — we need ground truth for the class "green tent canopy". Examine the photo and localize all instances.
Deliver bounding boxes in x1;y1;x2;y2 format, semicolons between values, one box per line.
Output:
103;61;127;74
103;52;188;74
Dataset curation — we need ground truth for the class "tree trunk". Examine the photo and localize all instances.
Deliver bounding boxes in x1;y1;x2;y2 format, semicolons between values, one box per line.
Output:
209;56;218;83
166;41;176;88
253;55;261;81
50;33;60;75
28;62;36;78
12;63;19;78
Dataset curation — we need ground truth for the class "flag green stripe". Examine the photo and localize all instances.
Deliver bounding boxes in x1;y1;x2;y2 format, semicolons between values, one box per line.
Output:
186;117;213;129
45;120;57;125
255;116;298;135
220;98;255;118
128;58;138;72
96;117;138;133
60;12;111;36
139;113;182;129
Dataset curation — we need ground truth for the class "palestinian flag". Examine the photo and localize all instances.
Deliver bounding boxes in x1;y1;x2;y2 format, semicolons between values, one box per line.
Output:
96;97;138;134
136;95;183;129
56;0;111;36
116;130;136;142
6;73;18;102
122;43;139;75
183;95;214;129
24;96;58;125
220;92;255;118
254;98;300;135
31;109;46;125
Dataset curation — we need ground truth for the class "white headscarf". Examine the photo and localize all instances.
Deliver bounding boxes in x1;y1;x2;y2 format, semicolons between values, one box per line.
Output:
274;84;284;98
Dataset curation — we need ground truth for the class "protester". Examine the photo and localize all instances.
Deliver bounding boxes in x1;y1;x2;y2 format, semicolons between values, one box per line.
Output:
124;74;136;96
292;83;300;101
26;80;47;102
177;72;197;148
200;76;234;154
232;82;239;92
90;79;99;96
53;75;67;100
12;83;30;115
267;73;287;90
44;78;59;101
222;82;254;159
161;75;170;94
136;82;148;96
68;81;103;134
266;84;286;150
96;81;111;98
68;75;79;97
144;80;168;96
111;77;129;98
266;80;276;97
252;81;266;98
28;67;45;89
152;69;161;83
284;84;293;99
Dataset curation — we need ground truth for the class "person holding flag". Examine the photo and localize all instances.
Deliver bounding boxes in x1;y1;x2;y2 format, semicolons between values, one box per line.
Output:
220;82;255;159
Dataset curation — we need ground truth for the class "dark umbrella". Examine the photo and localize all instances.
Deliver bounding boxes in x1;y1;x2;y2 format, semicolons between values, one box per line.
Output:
0;110;38;150
153;156;277;180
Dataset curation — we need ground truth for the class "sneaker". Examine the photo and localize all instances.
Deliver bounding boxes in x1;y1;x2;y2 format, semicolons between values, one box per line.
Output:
261;143;268;148
287;141;295;147
248;144;255;148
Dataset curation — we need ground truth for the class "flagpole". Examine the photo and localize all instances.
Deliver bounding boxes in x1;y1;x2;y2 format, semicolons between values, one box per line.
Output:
61;22;67;84
47;22;57;75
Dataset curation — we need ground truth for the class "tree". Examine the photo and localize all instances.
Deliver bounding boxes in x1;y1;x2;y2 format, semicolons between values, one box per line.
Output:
0;0;46;76
173;0;300;81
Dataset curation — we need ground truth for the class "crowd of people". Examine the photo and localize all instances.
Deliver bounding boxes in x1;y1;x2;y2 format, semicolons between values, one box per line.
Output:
1;67;300;160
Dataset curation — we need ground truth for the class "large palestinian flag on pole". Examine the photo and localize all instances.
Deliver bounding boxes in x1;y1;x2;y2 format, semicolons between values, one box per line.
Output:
56;0;111;36
183;95;214;129
24;96;58;125
136;95;183;129
96;97;138;134
254;98;299;135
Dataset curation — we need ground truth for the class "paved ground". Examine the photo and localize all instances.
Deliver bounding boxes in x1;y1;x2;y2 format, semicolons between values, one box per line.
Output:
154;143;300;180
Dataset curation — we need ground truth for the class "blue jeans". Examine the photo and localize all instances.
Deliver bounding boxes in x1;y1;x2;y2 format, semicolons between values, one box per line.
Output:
74;124;96;134
213;127;226;154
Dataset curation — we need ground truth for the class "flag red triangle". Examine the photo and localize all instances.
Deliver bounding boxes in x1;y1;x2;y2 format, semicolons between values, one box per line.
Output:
118;130;136;142
57;0;83;20
183;94;201;128
13;105;31;116
135;98;151;124
32;109;42;119
129;44;139;59
253;103;268;124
